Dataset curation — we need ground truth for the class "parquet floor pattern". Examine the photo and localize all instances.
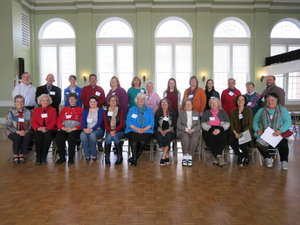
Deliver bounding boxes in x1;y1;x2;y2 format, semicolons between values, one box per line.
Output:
0;137;300;225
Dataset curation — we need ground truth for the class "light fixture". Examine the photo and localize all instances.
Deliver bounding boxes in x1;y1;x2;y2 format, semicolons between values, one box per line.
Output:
202;73;206;82
260;73;266;82
143;73;146;82
83;74;87;83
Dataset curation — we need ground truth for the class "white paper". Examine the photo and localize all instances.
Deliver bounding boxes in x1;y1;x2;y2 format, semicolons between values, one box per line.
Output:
66;115;72;119
18;118;24;122
260;127;282;148
50;91;55;96
41;113;48;118
108;111;113;116
131;114;137;119
95;91;101;96
238;130;252;145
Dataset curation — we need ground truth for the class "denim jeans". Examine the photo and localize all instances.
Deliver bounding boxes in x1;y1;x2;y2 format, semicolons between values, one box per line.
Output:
105;131;125;144
80;129;104;158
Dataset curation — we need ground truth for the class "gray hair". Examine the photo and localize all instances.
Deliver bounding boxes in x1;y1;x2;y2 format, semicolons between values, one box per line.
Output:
208;97;221;108
246;81;255;88
183;98;193;107
146;80;155;91
37;94;53;105
134;93;147;104
14;95;25;103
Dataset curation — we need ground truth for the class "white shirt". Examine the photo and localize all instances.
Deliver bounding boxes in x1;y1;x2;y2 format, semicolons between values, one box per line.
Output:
186;110;192;131
12;82;37;107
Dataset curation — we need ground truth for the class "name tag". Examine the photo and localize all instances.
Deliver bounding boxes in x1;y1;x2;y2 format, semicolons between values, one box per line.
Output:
270;115;273;120
163;117;169;121
112;92;115;95
87;118;93;123
239;114;243;119
140;89;145;93
261;97;265;102
18;118;24;122
247;102;251;106
131;114;137;119
209;117;215;121
108;112;113;116
146;96;149;100
193;116;198;121
50;91;55;96
66;92;69;95
188;94;194;99
41;113;48;118
66;115;72;119
95;91;101;96
210;96;215;99
229;92;234;96
165;93;167;97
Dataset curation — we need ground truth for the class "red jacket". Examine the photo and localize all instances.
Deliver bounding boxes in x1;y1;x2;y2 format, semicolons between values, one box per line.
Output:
81;85;105;110
57;106;83;130
32;106;57;131
221;88;241;116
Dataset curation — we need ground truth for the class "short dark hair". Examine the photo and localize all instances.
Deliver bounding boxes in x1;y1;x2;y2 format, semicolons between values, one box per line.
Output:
89;96;99;102
68;92;78;100
69;75;77;80
233;94;248;107
89;74;97;79
266;93;279;102
246;81;255;88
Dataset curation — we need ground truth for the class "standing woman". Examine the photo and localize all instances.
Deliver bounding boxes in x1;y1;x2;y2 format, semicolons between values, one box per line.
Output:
228;95;255;166
64;75;82;107
244;82;261;116
145;80;161;115
6;95;32;164
177;99;201;167
103;95;125;165
127;76;146;108
154;98;177;165
80;96;105;162
204;79;220;111
163;78;181;115
55;93;83;165
125;93;154;166
105;76;129;114
32;94;57;165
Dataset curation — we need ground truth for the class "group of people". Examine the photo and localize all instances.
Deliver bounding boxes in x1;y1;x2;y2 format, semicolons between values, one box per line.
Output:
6;72;291;170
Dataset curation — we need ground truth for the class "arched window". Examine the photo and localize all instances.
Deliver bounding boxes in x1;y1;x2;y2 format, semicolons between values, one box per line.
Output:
39;19;76;101
96;18;134;94
213;18;250;94
155;17;193;98
270;19;300;101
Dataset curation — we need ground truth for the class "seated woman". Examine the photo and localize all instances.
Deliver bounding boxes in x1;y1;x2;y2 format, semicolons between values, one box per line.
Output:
154;98;177;165
125;93;154;166
145;80;161;115
201;98;230;167
55;93;83;165
6;95;32;164
253;93;292;170
244;82;261;116
103;95;125;166
228;95;255;166
177;98;201;167
32;94;57;165
80;96;105;162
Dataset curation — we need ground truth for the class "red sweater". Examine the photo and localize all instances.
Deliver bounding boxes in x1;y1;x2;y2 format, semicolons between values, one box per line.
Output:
57;106;83;130
81;85;105;110
103;110;124;133
32;106;57;131
221;88;241;116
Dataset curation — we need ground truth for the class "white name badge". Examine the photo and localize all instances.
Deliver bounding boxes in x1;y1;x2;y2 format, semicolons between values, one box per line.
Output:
18;118;24;122
95;91;101;96
131;114;137;119
50;91;56;96
165;94;167;97
193;116;198;121
66;92;69;95
140;89;145;93
229;92;234;96
247;102;252;106
188;94;194;98
210;96;215;99
146;96;149;100
209;117;215;121
261;97;265;102
112;92;115;95
239;114;243;119
87;118;93;123
270;115;273;120
163;117;169;121
66;115;72;119
108;112;113;116
41;113;48;118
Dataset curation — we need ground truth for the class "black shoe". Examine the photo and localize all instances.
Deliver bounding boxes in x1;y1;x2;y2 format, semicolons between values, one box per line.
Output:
160;158;165;165
55;158;66;165
243;157;250;166
237;156;243;166
92;157;97;162
165;158;170;164
86;157;91;162
130;160;137;167
128;157;133;164
41;159;47;165
19;157;26;164
35;159;41;165
68;158;74;165
13;157;19;164
114;143;123;165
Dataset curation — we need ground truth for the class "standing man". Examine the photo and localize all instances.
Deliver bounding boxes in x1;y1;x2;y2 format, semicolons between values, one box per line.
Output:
12;72;37;110
221;78;241;116
35;74;61;116
81;74;105;110
261;75;285;107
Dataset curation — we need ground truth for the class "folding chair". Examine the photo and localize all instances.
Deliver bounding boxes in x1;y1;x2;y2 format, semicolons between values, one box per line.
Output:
259;147;279;166
200;136;230;163
150;138;177;162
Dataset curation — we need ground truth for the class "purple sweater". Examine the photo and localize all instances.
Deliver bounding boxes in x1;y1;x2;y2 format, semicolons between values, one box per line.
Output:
106;87;129;113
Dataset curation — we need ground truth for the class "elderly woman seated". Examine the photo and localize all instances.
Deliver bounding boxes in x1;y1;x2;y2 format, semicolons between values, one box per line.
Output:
253;93;292;170
6;95;32;164
32;94;57;165
177;98;201;167
125;93;154;166
201;98;230;167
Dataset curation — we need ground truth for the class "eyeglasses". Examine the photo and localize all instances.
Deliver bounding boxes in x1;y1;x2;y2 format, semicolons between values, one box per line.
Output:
161;102;168;105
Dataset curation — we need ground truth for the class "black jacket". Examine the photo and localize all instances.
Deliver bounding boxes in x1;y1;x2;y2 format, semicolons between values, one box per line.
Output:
36;84;61;116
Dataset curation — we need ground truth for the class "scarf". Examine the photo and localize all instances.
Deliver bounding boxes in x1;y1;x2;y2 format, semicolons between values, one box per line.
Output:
108;106;119;130
137;104;147;127
187;87;198;98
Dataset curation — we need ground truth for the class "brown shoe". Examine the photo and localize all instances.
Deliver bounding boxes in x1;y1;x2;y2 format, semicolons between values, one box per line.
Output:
217;155;226;167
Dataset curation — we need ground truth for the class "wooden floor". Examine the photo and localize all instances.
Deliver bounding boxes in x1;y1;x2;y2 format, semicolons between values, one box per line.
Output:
0;136;300;225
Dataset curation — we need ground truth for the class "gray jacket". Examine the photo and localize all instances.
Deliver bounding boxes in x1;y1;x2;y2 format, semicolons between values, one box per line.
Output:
177;110;201;138
201;109;230;132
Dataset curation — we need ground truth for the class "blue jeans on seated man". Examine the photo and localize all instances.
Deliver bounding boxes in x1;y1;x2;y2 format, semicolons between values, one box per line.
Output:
80;129;104;158
105;131;125;144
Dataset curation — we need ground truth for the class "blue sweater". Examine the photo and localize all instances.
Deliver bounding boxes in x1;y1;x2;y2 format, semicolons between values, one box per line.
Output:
64;85;82;107
125;106;154;134
81;108;105;132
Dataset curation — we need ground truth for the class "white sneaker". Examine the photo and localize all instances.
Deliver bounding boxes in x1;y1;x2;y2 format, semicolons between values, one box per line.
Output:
182;159;187;166
281;161;288;171
265;158;274;168
187;159;193;167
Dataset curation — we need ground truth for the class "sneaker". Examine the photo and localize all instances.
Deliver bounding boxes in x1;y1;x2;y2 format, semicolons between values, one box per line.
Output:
55;158;66;165
213;158;218;165
265;158;274;168
217;155;226;167
182;159;187;166
281;161;288;171
165;158;170;164
187;159;193;167
160;158;165;165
